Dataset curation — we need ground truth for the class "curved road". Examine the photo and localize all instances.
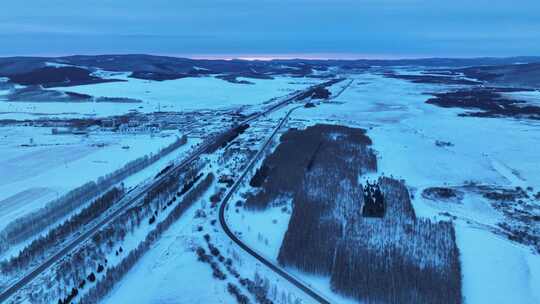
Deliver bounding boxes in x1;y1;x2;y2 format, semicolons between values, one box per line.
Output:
218;105;333;304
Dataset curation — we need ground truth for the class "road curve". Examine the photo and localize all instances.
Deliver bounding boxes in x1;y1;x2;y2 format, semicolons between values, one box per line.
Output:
0;80;338;303
218;106;333;304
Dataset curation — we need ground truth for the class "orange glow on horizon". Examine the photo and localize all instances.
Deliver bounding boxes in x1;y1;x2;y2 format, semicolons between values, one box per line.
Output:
183;53;427;61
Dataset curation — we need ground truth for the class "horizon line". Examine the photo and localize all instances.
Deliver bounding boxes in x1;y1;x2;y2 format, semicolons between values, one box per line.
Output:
1;52;539;61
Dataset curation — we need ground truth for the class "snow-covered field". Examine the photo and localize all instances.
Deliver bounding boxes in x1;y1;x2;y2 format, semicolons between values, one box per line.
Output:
0;128;182;229
0;73;318;119
100;192;237;304
457;222;540;304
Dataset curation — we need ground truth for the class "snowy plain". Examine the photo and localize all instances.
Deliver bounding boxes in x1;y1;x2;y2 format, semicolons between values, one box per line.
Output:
0;74;318;119
1;67;540;303
0;129;179;227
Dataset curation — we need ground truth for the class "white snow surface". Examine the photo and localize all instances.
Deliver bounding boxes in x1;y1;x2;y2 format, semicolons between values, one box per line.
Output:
0;126;194;233
503;90;540;107
101;199;237;304
0;73;317;119
456;222;540;304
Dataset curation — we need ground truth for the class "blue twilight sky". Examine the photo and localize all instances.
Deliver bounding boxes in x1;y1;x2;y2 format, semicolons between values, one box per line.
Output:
1;0;539;59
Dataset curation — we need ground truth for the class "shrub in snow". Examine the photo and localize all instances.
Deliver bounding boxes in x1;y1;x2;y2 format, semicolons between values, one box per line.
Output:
227;283;250;304
249;164;269;187
208;243;221;256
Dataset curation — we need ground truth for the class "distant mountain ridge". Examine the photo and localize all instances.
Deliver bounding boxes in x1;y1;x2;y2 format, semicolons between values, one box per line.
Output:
1;54;540;88
1;54;540;75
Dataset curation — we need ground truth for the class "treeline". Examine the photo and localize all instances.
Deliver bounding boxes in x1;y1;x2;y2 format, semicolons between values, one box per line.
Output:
294;78;344;101
0;187;123;274
0;135;187;253
206;124;250;153
77;173;214;304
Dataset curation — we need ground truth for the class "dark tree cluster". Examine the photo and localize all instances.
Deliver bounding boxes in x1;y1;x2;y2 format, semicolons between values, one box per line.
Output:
383;72;481;85
218;175;235;187
425;88;540;120
227;283;251;304
154;163;174;178
294;78;344;101
57;287;78;304
422;187;463;202
245;124;375;210
309;87;331;100
179;173;204;195
197;240;228;280
278;164;363;274
7;66;122;87
239;274;273;304
210;188;226;206
362;181;385;218
0;135;187;253
207;123;250;152
481;186;528;202
249;164;269;187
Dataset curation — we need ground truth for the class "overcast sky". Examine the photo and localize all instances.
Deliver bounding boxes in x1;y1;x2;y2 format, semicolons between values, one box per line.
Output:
1;0;539;59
